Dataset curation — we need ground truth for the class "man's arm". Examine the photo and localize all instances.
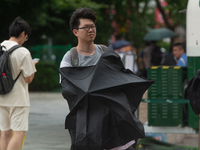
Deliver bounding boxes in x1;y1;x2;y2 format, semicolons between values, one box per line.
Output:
24;73;35;84
24;60;38;84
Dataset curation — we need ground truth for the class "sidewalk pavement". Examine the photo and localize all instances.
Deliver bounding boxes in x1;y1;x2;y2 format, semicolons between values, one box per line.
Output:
23;92;71;150
24;92;198;150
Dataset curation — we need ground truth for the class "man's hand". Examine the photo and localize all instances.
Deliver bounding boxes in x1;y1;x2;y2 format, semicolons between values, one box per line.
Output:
33;58;40;65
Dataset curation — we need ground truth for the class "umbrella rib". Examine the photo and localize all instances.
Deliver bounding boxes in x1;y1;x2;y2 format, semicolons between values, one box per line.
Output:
89;80;153;93
60;68;88;92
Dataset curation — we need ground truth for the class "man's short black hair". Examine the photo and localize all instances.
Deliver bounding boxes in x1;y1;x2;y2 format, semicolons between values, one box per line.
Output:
69;7;96;31
9;16;31;38
172;42;184;48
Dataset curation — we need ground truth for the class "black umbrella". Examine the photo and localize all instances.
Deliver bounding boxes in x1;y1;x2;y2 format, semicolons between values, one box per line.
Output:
59;45;154;150
187;69;200;115
187;69;200;149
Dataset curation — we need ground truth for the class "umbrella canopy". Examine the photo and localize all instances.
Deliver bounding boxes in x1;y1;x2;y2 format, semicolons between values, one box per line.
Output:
59;45;154;150
144;28;175;41
111;40;130;50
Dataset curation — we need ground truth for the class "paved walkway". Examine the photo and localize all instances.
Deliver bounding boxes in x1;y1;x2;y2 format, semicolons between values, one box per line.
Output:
23;92;71;150
23;92;198;150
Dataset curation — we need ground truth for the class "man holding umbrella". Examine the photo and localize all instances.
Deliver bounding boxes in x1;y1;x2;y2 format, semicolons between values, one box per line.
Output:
143;28;176;68
60;7;153;150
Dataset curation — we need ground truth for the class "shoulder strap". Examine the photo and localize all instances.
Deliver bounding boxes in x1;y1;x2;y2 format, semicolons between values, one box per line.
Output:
98;44;107;51
70;45;107;67
14;71;22;82
4;44;22;82
0;45;6;51
0;45;6;56
7;45;22;54
70;47;79;67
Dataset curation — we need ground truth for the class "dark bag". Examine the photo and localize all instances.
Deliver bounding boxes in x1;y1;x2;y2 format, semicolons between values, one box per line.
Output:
0;45;22;95
187;69;200;114
150;46;163;66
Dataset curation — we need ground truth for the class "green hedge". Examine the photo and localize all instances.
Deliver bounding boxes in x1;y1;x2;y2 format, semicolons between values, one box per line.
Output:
29;61;59;91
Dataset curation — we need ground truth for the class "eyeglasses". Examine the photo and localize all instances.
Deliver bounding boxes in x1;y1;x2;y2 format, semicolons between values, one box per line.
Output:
76;26;96;32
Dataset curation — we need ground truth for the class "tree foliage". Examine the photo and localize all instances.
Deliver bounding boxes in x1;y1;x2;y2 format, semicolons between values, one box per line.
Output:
97;0;156;48
0;0;108;47
155;0;187;30
0;0;188;50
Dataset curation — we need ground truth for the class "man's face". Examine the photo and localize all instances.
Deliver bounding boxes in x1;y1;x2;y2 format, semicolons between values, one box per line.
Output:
173;46;184;59
73;18;96;42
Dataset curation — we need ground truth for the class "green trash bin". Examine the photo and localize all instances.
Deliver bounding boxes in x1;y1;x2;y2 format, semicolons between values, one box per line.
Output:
147;66;187;126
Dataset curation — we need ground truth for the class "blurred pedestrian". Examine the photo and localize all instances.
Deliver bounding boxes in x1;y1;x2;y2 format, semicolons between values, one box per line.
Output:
137;42;150;78
0;17;37;150
143;41;163;71
60;7;138;150
162;45;177;66
172;42;187;66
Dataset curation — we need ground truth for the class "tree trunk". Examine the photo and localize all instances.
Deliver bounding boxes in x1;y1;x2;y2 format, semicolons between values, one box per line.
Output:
155;0;174;30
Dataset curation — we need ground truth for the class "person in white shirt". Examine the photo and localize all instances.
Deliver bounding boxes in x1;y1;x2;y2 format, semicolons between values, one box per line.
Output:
0;17;38;150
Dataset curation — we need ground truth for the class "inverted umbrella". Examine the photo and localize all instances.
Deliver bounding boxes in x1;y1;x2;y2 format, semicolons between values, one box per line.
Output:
111;40;130;50
59;45;154;150
144;28;175;41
